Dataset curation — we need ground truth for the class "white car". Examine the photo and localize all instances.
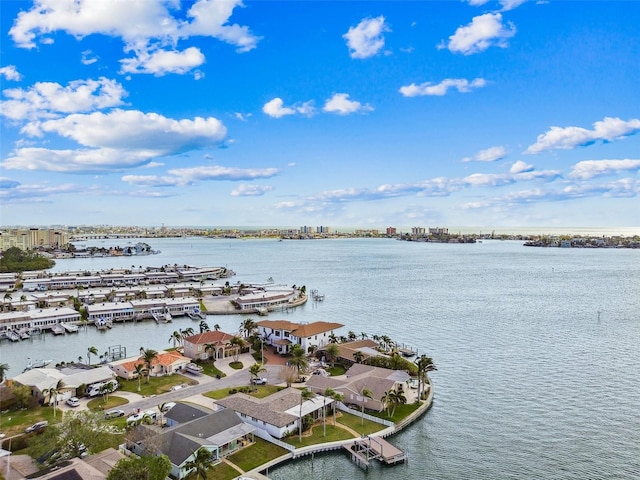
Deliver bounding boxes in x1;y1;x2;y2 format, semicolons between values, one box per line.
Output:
161;402;176;413
251;377;267;385
126;410;156;425
66;397;80;407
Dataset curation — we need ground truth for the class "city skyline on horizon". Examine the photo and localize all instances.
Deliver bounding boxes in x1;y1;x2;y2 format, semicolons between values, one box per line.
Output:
1;1;639;228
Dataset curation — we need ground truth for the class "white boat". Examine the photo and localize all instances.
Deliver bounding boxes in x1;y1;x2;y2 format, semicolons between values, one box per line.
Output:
152;311;172;324
18;329;31;340
6;330;20;342
50;324;65;335
185;363;203;375
61;322;79;333
24;358;53;371
95;318;112;330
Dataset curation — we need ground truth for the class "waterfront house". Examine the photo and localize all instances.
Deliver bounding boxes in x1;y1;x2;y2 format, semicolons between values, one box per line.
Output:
214;387;329;439
0;307;80;335
12;365;116;404
163;402;211;428
125;407;255;479
257;320;344;354
231;288;298;312
306;364;411;413
86;301;135;324
108;350;191;379
182;330;237;361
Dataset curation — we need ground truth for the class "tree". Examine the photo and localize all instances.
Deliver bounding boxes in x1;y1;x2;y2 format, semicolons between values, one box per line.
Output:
353;351;364;364
324;342;340;367
382;387;407;417
214;323;221;331
199;320;210;333
133;363;146;392
107;454;172;480
414;355;437;400
185;447;214;480
331;391;344;425
169;330;183;349
240;318;257;338
249;362;266;384
228;336;245;362
323;388;336;436
347;330;357;341
0;363;8;383
181;327;195;338
298;388;315;443
42;379;66;419
288;344;308;374
87;346;98;365
140;348;158;383
359;387;373;425
204;343;217;361
100;380;117;402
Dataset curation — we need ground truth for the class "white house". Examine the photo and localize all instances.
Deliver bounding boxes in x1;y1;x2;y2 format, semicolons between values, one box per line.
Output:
257;320;343;354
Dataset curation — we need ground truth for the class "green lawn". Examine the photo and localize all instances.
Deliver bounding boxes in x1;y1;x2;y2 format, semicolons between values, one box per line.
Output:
326;364;346;376
203;385;283;401
228;361;243;370
0;406;58;439
226;437;288;472
86;395;129;411
335;411;387;436
118;374;197;396
198;361;226;378
200;461;241;480
284;423;354;447
367;401;422;423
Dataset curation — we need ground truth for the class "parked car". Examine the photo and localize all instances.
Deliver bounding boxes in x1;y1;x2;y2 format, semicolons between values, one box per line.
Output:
312;368;330;377
104;409;125;419
251;377;267;385
66;397;80;407
126;410;156;425
25;421;49;433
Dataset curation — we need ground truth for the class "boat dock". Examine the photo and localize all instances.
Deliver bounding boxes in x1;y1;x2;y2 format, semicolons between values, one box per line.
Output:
50;324;65;335
61;322;79;333
344;435;406;470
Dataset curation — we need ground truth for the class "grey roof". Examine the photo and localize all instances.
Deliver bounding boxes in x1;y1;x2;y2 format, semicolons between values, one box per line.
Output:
146;408;254;467
215;387;304;428
12;365;114;392
164;402;211;424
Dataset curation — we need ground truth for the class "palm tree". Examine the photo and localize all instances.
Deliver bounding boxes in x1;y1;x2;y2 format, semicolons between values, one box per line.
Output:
353;351;364;364
228;336;245;362
87;346;98;365
133;363;145;392
347;330;357;341
324;342;340;367
414;355;437;400
100;380;117;402
169;330;182;349
213;323;221;331
20;294;27;311
198;320;210;333
298;388;315;443
289;344;308;374
240;318;257;338
0;363;9;383
204;343;217;361
180;327;195;341
328;333;338;344
3;292;12;311
43;379;65;419
359;387;373;425
360;332;368;340
331;391;344;425
140;348;158;383
185;447;214;480
323;387;336;436
249;363;266;384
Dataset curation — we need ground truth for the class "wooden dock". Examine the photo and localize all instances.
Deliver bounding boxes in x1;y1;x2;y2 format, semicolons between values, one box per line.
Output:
344;436;406;470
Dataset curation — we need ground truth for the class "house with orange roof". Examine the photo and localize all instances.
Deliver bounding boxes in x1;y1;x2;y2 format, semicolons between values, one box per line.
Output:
182;330;237;361
108;350;191;379
257;320;343;354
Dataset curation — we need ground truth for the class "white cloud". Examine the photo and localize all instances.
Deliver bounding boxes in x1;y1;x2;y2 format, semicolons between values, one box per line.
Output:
526;117;640;154
122;166;279;187
442;13;516;55
81;50;98;65
0;181;79;202
510;160;534;173
9;0;259;75
466;0;527;10
343;16;390;59
401;78;487;97
3;109;227;173
0;77;127;121
262;98;315;118
120;46;205;76
568;159;640;180
462;146;507;163
323;93;373;115
0;65;23;81
230;184;274;196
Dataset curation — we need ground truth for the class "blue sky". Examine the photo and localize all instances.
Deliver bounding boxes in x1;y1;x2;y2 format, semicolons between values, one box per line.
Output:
1;0;639;230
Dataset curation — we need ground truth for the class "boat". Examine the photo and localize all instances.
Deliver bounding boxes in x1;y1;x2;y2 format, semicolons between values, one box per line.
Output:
399;347;417;357
61;322;79;333
50;324;66;335
95;318;112;330
257;307;269;316
187;308;206;320
24;358;53;371
18;329;31;340
5;330;20;342
185;363;203;375
152;311;172;324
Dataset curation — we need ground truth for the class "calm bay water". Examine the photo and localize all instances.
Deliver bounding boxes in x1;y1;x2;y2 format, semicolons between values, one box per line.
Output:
1;237;639;479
